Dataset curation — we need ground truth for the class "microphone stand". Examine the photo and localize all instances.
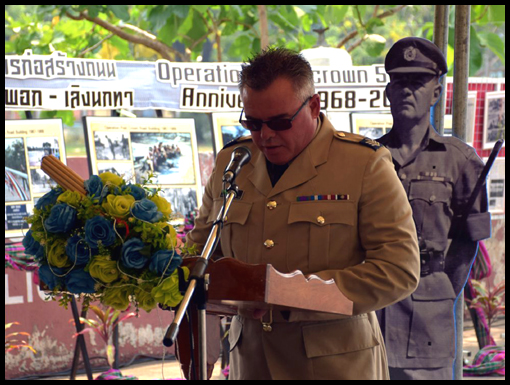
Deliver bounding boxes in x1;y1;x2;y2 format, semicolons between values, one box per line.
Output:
162;181;240;380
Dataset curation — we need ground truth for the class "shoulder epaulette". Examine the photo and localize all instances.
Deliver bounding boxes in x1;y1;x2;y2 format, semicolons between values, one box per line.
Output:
222;135;252;150
334;131;383;151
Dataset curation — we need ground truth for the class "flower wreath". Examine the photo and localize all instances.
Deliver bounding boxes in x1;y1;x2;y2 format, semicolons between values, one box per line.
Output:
22;172;194;312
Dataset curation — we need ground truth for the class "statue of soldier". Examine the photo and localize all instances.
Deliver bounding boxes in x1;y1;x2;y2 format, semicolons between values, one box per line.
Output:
376;37;492;380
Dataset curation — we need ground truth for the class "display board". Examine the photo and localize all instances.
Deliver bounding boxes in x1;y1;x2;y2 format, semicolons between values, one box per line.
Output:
5;119;66;237
350;112;393;139
83;117;202;220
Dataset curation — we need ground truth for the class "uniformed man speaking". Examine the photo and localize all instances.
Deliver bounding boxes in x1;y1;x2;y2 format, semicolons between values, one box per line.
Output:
376;37;492;380
187;47;420;380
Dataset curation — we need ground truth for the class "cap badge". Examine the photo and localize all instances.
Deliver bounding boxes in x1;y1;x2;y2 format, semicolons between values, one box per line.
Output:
403;46;417;62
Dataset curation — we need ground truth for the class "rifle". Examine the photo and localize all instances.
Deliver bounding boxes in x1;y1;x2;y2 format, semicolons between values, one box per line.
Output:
450;139;504;239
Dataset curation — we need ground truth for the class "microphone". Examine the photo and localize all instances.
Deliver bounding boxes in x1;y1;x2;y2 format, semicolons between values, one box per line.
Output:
223;146;252;183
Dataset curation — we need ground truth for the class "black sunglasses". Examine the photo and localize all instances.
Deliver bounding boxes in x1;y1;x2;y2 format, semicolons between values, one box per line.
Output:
239;96;312;132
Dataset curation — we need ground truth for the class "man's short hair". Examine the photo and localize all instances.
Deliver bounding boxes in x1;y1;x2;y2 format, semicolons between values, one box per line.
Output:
239;46;315;102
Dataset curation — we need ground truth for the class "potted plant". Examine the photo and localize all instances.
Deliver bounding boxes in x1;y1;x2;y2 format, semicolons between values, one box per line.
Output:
5;321;36;355
73;305;137;380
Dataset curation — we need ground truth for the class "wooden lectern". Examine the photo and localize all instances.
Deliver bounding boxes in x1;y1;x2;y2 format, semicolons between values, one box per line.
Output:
183;257;353;316
174;257;353;379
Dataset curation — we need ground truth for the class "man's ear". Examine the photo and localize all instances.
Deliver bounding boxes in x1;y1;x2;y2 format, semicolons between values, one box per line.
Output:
310;94;322;119
431;82;443;107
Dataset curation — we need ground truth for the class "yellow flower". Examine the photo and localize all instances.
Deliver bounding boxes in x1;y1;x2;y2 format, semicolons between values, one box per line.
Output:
150;195;172;217
134;285;157;312
102;194;135;218
99;172;124;187
101;285;130;311
151;267;189;308
57;190;83;207
47;238;70;268
88;255;119;283
165;226;178;249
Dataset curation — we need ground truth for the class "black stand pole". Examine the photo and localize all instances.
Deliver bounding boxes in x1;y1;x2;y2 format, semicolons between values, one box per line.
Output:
162;183;240;380
69;296;93;380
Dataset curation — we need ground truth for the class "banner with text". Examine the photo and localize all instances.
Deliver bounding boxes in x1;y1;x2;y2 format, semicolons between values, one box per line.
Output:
6;50;391;112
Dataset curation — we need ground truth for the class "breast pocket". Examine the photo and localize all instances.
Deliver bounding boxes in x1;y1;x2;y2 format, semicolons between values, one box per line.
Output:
208;199;252;259
408;180;452;244
286;201;355;273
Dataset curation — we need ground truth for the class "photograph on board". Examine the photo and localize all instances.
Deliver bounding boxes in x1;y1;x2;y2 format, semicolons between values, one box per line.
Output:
131;132;196;185
483;91;506;149
27;137;61;167
5;137;31;202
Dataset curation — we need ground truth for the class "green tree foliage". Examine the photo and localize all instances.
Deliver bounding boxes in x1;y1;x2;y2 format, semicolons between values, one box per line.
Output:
5;5;505;75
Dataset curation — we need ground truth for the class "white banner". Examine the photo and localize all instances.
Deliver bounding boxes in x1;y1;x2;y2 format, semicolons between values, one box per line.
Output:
5;50;391;112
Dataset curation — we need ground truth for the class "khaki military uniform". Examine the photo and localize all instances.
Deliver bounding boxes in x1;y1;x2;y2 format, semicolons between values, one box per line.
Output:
186;113;420;380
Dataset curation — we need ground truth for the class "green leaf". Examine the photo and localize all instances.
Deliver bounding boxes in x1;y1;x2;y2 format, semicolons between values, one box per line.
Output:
364;34;386;57
148;5;172;30
471;5;489;24
192;5;210;14
228;34;252;59
365;17;384;34
89;305;107;323
182;11;209;47
324;5;349;25
469;27;483;76
109;35;131;60
356;5;367;21
169;5;191;20
301;13;314;32
108;5;130;21
87;5;101;19
478;31;505;65
106;344;115;368
487;5;505;24
221;20;239;37
158;16;179;45
251;37;261;54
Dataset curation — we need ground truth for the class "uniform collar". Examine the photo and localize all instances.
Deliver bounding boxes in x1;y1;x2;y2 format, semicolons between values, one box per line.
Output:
379;124;446;166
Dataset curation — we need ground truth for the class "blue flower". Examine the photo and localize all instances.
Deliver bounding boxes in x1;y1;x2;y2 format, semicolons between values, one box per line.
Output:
84;175;107;202
66;235;96;266
122;184;146;200
38;264;65;290
121;238;149;270
84;216;117;248
149;249;182;277
65;267;96;294
131;198;163;223
22;230;44;259
44;204;77;233
35;187;63;210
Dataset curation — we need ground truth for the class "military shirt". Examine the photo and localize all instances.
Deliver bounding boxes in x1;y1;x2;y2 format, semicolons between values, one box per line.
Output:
378;124;490;252
376;125;491;370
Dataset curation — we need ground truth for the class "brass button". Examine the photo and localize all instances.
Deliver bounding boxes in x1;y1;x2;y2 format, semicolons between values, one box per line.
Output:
317;216;325;225
264;239;275;249
338;132;346;137
267;201;277;210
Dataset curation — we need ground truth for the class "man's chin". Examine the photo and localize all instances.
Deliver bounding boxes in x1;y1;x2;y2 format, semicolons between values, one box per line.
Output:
264;148;289;165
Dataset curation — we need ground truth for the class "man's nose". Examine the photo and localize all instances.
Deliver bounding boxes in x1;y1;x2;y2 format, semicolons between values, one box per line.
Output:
260;123;276;141
400;85;413;97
